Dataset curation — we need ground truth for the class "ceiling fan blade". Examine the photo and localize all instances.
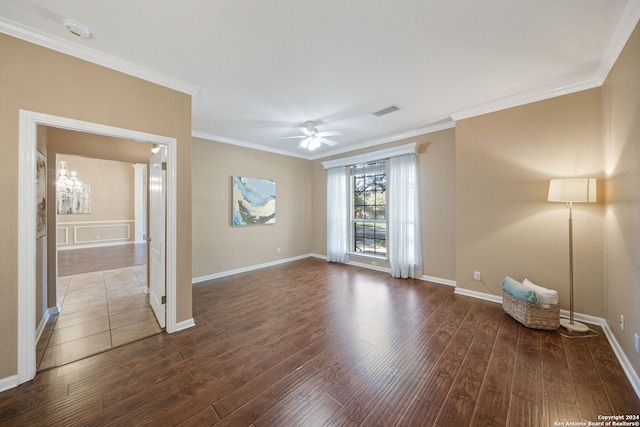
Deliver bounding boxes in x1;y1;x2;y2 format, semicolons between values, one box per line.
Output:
299;127;313;136
317;130;342;137
278;135;306;140
319;137;337;146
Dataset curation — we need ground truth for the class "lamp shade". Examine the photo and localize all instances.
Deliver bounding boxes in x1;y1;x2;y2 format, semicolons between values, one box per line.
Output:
548;178;596;203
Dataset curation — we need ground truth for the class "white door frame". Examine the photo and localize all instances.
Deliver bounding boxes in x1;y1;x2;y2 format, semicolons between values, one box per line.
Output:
17;110;179;385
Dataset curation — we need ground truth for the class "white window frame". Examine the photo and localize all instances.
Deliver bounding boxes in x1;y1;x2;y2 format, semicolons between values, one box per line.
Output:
349;160;388;260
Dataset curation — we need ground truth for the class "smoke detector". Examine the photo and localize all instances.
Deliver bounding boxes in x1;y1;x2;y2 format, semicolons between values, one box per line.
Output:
63;18;91;38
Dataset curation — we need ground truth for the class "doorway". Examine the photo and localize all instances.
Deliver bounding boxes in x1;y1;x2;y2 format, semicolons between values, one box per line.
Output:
18;110;179;385
35;154;159;371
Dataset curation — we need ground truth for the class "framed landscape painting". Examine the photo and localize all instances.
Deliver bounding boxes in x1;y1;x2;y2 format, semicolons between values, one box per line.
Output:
232;176;276;226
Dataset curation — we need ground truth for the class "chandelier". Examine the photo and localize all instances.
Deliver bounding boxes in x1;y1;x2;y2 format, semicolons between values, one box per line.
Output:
56;161;83;195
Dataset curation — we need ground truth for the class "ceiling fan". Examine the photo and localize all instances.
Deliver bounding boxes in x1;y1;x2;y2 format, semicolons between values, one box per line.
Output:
279;121;342;151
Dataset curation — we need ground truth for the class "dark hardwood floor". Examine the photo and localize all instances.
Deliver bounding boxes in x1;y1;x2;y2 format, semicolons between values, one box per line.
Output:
2;258;638;426
57;243;147;276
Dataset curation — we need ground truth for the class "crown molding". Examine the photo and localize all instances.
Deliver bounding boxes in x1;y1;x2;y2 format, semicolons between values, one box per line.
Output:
194;119;455;161
5;3;637;157
594;0;640;83
191;130;314;160
314;119;456;160
191;119;456;160
451;1;640;122
0;17;199;96
450;73;601;121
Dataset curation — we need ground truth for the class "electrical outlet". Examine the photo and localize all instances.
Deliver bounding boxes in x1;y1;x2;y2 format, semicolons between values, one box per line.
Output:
473;271;481;281
620;314;625;331
635;334;639;354
95;235;100;240
276;247;280;253
372;261;378;266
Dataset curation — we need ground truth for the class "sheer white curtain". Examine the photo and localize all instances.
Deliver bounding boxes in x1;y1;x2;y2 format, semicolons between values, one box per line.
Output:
326;166;351;263
388;153;422;278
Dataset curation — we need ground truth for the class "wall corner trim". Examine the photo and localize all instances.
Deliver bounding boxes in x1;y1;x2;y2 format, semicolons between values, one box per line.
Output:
455;287;640;399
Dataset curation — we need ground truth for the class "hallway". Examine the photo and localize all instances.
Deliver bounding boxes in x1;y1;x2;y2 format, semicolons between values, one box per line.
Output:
36;245;162;371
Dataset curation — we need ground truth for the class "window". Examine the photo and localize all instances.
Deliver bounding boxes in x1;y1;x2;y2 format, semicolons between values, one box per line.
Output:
351;161;387;257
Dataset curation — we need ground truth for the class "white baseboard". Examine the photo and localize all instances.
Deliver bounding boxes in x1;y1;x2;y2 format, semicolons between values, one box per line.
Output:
310;253;456;286
35;310;50;345
422;275;456;287
175;318;196;332
454;287;502;303
192;254;311;284
600;321;640;399
456;287;640;399
0;375;18;393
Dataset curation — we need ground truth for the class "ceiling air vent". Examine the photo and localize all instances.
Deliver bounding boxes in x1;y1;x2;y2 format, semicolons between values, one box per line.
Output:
372;105;400;117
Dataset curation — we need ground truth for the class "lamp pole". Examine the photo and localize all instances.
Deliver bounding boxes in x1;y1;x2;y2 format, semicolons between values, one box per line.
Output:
568;201;575;325
560;200;589;332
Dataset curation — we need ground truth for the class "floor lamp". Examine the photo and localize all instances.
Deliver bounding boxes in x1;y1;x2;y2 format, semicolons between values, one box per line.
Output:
548;178;596;332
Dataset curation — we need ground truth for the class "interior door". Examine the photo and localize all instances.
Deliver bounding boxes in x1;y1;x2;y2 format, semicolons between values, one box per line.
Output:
149;146;166;328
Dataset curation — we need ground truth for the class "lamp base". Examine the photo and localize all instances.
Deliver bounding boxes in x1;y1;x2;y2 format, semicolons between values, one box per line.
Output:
560;317;590;333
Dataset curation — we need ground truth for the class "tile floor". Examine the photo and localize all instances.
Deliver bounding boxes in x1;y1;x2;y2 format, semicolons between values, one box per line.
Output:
36;264;162;371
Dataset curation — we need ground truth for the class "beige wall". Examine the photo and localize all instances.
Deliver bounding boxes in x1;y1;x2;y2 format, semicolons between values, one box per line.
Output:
311;129;457;282
455;89;604;316
192;138;313;278
0;33;192;380
55;154;136;246
602;23;640;374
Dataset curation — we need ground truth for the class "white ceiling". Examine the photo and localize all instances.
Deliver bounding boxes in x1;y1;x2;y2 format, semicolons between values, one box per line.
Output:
1;0;639;159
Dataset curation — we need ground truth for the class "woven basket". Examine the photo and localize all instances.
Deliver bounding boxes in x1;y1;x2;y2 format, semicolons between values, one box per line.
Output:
502;290;560;330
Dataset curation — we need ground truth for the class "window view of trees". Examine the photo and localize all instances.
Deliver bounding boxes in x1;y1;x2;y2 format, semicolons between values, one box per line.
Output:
352;161;386;256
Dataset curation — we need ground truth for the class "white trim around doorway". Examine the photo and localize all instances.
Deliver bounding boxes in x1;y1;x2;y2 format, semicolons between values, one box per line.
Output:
18;110;180;385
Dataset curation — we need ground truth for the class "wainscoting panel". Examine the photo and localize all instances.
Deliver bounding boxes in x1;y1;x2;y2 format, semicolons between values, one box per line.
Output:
57;220;134;249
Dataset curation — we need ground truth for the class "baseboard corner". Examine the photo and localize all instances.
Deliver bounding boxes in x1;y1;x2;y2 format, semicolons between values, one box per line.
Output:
0;375;18;393
175;318;196;332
